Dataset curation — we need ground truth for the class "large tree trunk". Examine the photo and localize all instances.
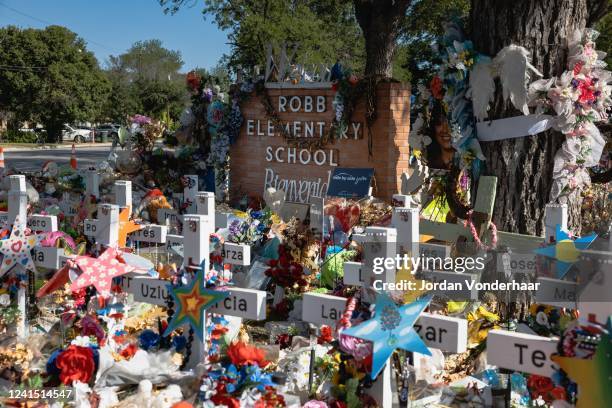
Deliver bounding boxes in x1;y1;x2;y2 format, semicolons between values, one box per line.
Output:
470;0;606;235
354;0;411;78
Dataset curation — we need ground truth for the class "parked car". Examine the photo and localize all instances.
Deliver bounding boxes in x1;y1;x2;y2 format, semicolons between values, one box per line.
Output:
94;123;121;143
62;124;93;143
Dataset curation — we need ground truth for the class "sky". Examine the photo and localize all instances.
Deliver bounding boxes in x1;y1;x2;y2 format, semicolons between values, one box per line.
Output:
0;0;230;71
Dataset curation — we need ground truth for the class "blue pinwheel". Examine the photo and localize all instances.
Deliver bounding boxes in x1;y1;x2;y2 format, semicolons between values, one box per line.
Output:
343;293;433;379
534;225;597;278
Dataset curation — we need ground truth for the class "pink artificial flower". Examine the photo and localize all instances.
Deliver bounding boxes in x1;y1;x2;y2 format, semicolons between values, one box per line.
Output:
339;333;372;361
303;401;328;408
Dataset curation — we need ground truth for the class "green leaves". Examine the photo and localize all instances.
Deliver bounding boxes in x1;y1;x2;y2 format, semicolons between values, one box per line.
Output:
0;25;110;139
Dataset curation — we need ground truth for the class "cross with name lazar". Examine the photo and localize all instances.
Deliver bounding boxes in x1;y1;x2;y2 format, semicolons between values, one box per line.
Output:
0;175;64;338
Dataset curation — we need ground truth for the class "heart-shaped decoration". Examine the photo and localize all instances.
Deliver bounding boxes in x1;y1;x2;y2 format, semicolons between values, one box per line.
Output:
11;241;22;253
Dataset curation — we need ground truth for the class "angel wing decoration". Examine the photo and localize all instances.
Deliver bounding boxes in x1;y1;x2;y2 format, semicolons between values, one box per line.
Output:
493;45;542;115
467;60;495;121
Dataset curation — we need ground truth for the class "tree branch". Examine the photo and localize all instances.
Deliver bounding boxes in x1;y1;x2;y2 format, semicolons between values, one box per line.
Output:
586;0;610;25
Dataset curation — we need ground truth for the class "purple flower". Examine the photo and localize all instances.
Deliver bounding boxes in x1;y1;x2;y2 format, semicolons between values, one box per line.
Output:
202;88;213;102
131;114;152;126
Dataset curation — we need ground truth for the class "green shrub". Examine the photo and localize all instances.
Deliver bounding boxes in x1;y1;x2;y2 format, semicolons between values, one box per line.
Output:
0;130;38;143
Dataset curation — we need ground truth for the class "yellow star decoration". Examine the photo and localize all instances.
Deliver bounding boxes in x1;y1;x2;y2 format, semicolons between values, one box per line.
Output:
118;207;142;247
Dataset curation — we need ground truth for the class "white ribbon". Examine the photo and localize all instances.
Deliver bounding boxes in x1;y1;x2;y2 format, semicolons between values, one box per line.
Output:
476;114;554;141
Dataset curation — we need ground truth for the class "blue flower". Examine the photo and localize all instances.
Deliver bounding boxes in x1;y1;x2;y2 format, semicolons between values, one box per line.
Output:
251;210;263;219
46;349;63;377
172;335;187;352
138;329;160;351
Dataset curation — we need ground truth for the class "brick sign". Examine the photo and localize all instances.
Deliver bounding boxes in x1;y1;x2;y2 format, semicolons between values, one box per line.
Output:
231;83;411;203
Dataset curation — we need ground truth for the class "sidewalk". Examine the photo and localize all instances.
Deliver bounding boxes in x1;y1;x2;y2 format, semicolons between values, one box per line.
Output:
1;142;114;151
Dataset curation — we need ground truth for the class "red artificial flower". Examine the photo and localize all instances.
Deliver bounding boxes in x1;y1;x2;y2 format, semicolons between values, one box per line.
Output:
55;345;96;385
211;325;229;340
120;343;138;360
273;298;291;318
550;386;567;401
527;375;554;401
275;333;292;349
578;78;596;104
211;383;241;408
573;61;584;76
331;82;339;92
430;76;444;100
330;401;347;408
318;325;333;344
226;341;269;368
186;71;201;92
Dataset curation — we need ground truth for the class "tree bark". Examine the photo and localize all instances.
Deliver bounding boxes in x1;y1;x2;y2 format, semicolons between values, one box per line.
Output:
470;0;605;235
354;0;412;78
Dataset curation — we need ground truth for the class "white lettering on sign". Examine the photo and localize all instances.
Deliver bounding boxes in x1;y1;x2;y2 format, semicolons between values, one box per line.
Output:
487;329;558;376
497;252;537;275
419;243;451;259
414;313;467;353
419;270;478;300
130;225;168;244
32;246;65;269
343;261;364;286
27;215;58;232
210;287;266;320
83;219;98;237
222;243;251;266
265;146;339;166
302;292;347;327
119;275;171;306
278;95;326;113
264;168;329;204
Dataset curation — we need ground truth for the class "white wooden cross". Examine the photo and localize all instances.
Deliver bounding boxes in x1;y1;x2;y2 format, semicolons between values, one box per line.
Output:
157;175;231;232
487;329;558;377
116;208;263;369
0;175;62;338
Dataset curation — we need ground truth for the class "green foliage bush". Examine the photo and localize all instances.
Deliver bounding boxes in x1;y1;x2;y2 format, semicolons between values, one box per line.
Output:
0;130;37;143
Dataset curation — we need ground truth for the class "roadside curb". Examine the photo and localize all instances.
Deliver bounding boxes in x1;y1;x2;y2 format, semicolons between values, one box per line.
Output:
2;143;113;152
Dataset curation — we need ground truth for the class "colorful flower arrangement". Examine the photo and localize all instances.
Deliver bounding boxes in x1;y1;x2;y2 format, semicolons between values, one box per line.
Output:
528;28;611;203
199;341;285;407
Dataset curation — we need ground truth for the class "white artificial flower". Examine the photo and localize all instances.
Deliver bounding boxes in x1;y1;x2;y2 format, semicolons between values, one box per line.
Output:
535;311;549;327
0;294;10;307
71;335;92;347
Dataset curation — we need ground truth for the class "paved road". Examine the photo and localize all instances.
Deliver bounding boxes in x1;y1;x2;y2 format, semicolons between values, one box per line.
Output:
5;145;113;172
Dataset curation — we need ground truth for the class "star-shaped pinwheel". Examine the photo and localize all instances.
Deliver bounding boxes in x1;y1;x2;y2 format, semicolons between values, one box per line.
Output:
118;207;142;248
0;220;44;277
70;247;136;295
343;292;433;379
552;317;612;408
534;225;597;278
163;265;228;341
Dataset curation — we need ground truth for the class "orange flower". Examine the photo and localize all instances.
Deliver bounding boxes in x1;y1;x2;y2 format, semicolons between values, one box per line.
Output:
226;341;269;368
